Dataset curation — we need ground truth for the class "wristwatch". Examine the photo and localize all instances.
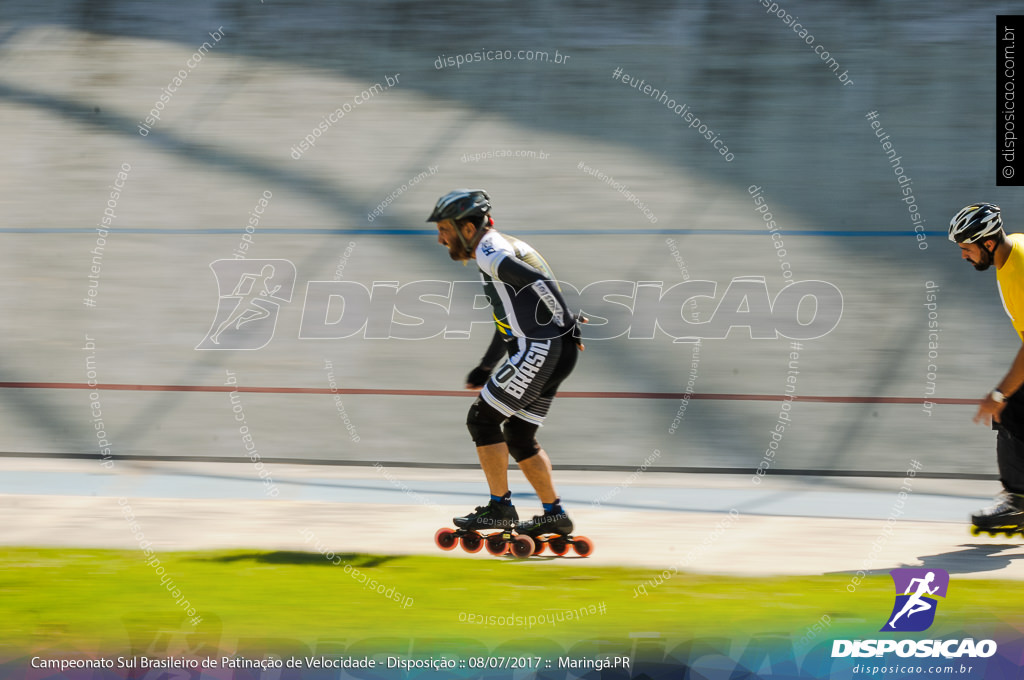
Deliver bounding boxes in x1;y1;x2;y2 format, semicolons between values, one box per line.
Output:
991;389;1006;404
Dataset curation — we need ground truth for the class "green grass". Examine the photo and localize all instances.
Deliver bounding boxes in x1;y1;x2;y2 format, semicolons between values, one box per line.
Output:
1;548;1021;652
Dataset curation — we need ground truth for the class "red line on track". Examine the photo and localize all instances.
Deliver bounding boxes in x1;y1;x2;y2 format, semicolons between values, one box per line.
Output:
0;381;977;405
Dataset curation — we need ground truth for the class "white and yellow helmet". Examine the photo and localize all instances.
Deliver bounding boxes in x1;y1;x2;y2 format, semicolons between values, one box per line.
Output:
949;203;1003;244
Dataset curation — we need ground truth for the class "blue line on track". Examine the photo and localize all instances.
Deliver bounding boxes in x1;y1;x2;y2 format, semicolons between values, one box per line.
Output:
0;228;947;236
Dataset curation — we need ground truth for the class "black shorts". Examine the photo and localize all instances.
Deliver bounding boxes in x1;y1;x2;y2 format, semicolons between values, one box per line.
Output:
999;391;1024;440
995;393;1024;494
479;336;577;426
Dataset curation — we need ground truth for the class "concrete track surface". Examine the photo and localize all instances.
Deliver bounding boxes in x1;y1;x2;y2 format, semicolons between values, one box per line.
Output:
3;458;1023;580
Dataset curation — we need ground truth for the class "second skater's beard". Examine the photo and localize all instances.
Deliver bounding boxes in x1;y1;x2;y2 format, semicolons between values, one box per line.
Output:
973;246;995;271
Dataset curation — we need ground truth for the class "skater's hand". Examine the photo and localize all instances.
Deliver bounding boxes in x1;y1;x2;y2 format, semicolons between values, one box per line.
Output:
974;394;1007;426
465;365;491;390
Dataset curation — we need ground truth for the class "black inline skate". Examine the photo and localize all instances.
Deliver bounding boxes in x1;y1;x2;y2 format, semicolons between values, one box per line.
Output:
970;492;1024;538
514;502;593;557
453;495;519;530
435;493;535;557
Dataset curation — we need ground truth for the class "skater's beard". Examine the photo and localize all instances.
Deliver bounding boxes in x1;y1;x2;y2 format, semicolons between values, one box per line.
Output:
972;245;995;271
447;239;472;261
445;223;479;261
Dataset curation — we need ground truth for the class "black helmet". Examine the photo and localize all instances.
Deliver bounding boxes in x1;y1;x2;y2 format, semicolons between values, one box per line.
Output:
426;189;491;224
949;203;1003;244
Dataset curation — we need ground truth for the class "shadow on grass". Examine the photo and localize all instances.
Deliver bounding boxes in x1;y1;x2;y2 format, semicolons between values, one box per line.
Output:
194;551;405;568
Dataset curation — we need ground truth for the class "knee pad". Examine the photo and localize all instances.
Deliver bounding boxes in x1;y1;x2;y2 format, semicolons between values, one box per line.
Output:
466;399;505;447
504;417;540;462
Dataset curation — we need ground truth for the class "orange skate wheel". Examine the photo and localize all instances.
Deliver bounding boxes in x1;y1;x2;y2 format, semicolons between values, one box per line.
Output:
485;534;509;556
548;536;570;556
460;531;483;553
572;536;594;557
511;535;535;559
434;528;458;551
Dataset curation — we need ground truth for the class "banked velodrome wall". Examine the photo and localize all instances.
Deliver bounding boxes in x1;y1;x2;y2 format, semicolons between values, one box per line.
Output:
0;1;1015;477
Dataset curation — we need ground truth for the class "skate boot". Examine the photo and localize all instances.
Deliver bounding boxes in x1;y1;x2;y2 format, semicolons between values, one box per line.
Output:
970;492;1024;537
516;503;574;537
436;493;532;558
514;500;594;557
453;493;518;530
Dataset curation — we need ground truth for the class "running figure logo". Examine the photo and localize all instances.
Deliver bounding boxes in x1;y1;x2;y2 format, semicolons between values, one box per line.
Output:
196;259;296;350
881;568;950;632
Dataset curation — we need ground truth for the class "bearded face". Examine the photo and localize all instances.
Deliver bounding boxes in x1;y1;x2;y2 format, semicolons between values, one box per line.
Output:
436;219;475;261
960;241;996;271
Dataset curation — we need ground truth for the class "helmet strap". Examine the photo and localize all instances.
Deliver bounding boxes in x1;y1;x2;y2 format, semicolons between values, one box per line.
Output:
466;220;491;251
453;221;473;258
455;218;491;257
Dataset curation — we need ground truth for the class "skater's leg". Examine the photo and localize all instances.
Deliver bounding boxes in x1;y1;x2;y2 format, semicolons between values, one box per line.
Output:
506;418;574;536
476;442;510;497
519;449;557;505
507;340;577;507
468;399;511;497
513;442;573;536
504;417;558;503
451;400;519;529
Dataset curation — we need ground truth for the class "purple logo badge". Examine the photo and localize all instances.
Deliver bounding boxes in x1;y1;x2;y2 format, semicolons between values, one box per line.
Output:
881;568;949;632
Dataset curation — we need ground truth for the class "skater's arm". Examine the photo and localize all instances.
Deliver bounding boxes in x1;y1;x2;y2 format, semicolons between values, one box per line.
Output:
479;236;587;349
494;257;571;328
975;341;1024;424
493;257;588;348
479;329;507;369
465;330;506;390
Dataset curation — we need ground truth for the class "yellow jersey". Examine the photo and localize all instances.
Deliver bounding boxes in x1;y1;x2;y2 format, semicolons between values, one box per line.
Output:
997;233;1024;341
